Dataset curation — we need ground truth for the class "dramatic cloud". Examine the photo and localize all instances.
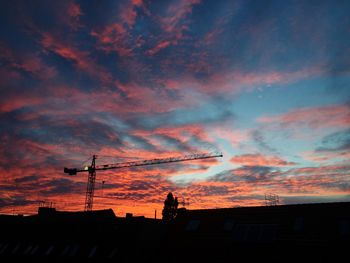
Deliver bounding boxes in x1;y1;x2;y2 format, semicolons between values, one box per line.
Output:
39;32;113;84
1;0;350;216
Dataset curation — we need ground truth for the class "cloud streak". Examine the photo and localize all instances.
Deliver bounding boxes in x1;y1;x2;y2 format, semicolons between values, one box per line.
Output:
1;0;350;216
258;105;350;130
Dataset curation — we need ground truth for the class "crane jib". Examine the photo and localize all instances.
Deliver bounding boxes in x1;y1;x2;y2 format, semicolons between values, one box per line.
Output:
95;154;223;170
64;153;223;173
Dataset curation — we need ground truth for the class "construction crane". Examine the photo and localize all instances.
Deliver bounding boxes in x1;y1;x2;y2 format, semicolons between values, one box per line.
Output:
64;152;223;211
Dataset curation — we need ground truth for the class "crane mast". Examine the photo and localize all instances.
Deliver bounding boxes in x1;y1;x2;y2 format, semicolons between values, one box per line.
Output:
64;152;223;211
85;155;96;211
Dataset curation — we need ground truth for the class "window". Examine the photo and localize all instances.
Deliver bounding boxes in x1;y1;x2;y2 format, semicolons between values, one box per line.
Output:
338;219;350;237
45;245;54;256
0;243;8;254
260;224;277;242
232;224;248;242
23;245;33;255
88;245;97;258
223;219;235;231
294;217;304;232
232;224;278;243
108;247;119;258
185;220;200;231
69;244;80;257
30;245;39;255
11;243;21;254
61;245;71;257
245;225;260;241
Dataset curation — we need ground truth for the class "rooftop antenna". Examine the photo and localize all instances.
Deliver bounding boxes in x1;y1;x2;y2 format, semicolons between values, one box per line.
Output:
265;193;279;206
180;196;190;208
39;201;55;209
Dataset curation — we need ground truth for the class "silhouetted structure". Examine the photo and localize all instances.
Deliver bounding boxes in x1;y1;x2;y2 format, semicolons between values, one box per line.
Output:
63;152;222;211
162;192;179;221
0;202;349;262
265;193;280;206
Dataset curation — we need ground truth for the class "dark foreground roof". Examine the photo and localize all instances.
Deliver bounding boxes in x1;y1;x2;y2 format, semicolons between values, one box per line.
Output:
0;202;349;262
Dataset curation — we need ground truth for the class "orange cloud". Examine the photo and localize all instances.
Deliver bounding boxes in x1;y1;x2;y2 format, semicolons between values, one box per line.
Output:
142;0;202;57
145;40;172;56
0;96;44;113
231;154;296;167
120;0;144;27
0;43;57;80
40;32;112;83
152;66;322;98
90;1;145;56
91;24;133;56
302;150;350;164
161;0;201;33
258;105;350;129
19;56;57;79
67;2;82;18
66;2;83;30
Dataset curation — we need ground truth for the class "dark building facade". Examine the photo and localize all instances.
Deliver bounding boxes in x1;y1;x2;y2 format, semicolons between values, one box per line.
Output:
0;202;349;262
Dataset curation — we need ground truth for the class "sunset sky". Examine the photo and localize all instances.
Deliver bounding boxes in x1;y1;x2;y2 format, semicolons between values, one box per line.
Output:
1;0;349;217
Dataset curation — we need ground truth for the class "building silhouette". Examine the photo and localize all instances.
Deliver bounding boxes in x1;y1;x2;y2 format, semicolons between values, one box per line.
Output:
0;202;349;262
